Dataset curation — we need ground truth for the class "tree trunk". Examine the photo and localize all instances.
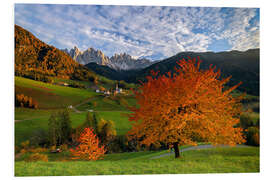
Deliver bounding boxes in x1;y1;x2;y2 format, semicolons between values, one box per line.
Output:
173;142;180;158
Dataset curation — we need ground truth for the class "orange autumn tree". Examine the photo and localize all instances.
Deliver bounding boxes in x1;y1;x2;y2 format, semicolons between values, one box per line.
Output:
127;57;246;158
70;127;106;160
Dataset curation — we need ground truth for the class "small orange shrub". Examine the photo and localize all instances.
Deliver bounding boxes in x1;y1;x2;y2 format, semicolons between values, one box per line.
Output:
25;153;48;162
70;127;105;161
20;149;27;154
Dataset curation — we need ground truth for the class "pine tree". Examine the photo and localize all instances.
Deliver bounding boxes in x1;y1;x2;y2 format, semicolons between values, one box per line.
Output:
92;112;99;134
48;113;59;146
58;109;72;144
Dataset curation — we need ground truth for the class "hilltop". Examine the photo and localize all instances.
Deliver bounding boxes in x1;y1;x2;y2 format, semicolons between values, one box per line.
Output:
15;25;97;82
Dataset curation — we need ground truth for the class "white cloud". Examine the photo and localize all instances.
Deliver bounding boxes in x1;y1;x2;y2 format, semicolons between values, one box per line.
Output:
15;5;259;60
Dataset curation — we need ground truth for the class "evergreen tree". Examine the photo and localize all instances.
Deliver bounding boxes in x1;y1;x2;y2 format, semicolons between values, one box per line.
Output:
85;112;94;127
92;112;99;134
48;112;60;146
58;109;72;144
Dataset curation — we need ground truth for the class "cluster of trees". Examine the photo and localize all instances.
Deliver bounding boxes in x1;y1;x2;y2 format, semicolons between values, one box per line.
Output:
15;93;38;109
46;110;146;160
15;69;54;83
47;111;119;154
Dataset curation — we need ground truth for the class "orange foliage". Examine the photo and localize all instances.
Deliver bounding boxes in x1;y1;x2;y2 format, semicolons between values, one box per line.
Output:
15;25;97;82
70;127;106;161
15;93;38;109
127;57;245;148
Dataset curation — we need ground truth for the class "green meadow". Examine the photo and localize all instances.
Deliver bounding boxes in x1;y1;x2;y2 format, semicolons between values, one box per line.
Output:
15;146;259;176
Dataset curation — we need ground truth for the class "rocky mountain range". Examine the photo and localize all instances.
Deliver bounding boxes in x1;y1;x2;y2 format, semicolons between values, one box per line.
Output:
63;46;154;71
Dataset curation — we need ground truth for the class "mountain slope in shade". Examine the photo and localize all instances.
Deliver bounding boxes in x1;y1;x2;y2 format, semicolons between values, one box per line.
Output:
15;25;96;81
85;49;259;96
64;46;154;70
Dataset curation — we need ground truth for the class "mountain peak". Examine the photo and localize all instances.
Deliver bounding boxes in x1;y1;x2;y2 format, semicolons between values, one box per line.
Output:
64;47;153;70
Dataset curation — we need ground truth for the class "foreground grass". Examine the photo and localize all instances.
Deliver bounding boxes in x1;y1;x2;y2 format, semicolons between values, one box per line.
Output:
15;146;259;176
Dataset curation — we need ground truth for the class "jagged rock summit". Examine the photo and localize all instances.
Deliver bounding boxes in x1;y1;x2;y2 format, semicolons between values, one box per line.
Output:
64;46;154;71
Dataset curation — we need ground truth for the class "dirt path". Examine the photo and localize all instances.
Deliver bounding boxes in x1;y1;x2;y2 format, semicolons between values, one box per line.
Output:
70;96;100;113
150;144;249;159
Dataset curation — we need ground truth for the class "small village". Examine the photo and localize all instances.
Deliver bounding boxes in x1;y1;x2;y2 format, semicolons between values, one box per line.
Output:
95;83;124;96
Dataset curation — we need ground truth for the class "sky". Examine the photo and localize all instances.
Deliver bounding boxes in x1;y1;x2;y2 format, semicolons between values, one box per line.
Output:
15;4;260;61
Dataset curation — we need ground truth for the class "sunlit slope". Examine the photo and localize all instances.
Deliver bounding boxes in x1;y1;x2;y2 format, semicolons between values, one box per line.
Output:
15;76;97;109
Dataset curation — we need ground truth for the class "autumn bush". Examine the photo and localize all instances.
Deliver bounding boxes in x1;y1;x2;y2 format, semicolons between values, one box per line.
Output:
24;153;48;162
245;126;260;146
70;127;106;161
19;140;30;154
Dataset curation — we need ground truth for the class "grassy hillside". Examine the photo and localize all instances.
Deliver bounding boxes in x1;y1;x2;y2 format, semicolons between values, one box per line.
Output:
15;76;97;109
15;146;259;176
76;95;137;111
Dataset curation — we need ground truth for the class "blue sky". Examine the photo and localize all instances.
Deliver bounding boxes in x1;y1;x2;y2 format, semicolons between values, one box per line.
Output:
15;4;259;61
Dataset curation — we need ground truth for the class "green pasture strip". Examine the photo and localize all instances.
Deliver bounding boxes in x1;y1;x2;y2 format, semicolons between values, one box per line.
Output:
76;94;137;111
15;76;97;100
15;108;53;120
15;146;259;176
